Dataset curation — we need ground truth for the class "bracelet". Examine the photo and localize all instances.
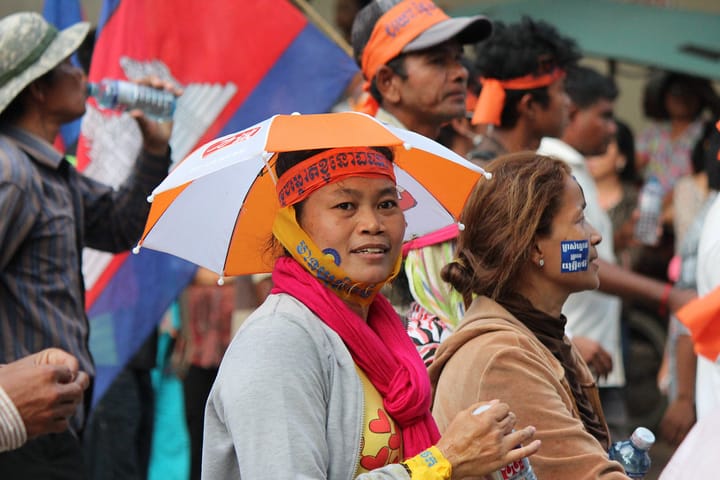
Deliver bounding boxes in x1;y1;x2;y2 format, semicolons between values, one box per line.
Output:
658;282;673;318
400;446;452;480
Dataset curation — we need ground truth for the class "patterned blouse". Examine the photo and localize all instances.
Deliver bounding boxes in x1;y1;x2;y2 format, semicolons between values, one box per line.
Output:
637;119;704;194
405;302;453;368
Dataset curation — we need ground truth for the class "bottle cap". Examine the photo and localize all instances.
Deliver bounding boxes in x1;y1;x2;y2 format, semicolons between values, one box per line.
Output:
631;427;655;450
86;82;98;97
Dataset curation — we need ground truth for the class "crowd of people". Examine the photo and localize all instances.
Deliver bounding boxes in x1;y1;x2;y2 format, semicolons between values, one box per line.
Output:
1;0;719;479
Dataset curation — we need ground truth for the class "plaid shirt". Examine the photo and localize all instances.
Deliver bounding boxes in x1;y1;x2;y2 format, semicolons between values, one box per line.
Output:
0;126;170;425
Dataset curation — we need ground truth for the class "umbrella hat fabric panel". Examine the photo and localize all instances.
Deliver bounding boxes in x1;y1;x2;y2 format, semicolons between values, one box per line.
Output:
137;112;489;277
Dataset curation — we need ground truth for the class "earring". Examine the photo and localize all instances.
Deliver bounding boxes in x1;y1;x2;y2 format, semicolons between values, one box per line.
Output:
539;258;545;267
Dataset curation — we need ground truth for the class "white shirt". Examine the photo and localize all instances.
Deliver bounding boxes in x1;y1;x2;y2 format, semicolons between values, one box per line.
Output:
538;138;625;387
659;408;720;479
695;194;720;419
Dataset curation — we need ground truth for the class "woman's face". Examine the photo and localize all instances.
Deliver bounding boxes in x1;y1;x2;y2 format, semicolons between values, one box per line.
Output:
535;174;602;296
664;83;701;120
298;176;406;285
586;139;624;181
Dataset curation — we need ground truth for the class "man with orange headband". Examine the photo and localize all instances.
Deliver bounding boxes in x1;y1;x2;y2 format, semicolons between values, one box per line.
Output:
350;0;492;140
469;18;580;164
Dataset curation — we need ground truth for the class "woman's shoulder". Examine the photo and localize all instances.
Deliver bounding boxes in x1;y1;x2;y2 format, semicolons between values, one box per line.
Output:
459;298;541;342
441;298;557;365
231;293;330;339
432;308;566;403
213;294;351;396
455;322;555;366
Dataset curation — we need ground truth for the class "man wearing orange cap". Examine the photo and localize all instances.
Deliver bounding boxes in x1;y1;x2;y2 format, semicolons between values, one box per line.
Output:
351;0;492;140
469;17;580;164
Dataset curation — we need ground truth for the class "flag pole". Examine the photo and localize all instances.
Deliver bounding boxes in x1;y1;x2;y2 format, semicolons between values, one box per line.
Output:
290;0;353;58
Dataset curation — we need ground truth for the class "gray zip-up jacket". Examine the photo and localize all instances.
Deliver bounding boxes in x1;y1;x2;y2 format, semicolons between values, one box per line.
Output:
202;293;411;480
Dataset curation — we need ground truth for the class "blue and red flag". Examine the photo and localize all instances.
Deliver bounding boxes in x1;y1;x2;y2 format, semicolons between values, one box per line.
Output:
78;0;359;405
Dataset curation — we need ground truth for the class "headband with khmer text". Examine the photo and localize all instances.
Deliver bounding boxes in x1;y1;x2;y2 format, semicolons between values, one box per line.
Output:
276;147;396;207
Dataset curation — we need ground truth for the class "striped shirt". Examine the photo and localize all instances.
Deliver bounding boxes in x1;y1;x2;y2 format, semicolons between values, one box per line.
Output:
0;126;170;426
0;383;25;453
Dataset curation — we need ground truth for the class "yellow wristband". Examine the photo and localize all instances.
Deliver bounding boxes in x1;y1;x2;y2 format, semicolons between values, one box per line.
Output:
400;446;452;480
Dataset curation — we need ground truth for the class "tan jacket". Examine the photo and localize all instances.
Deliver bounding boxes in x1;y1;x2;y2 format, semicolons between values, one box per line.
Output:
428;296;628;479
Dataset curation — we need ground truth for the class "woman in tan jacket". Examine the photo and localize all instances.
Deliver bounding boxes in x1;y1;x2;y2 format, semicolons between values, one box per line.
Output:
429;152;630;479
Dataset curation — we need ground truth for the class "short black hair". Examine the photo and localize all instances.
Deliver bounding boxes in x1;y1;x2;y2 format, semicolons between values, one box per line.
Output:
473;17;580;80
473;17;580;128
564;65;618;109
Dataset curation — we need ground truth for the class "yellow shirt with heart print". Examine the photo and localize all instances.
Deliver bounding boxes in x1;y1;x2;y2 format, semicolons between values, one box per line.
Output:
354;366;403;475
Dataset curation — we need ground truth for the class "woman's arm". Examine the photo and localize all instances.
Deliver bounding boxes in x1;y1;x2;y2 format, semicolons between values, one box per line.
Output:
433;336;627;479
203;313;335;479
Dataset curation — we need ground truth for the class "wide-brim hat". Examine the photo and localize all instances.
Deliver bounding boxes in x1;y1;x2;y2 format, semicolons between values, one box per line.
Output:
402;15;492;53
0;12;89;114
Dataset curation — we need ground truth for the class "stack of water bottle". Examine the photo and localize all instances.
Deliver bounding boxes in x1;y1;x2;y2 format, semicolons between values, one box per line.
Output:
608;427;655;479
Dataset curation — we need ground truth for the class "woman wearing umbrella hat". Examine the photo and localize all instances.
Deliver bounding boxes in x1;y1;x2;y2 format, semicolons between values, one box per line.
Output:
201;145;539;479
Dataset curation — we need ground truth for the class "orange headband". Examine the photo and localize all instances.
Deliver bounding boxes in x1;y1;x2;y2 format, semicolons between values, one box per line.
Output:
357;0;448;116
276;147;396;207
472;68;566;126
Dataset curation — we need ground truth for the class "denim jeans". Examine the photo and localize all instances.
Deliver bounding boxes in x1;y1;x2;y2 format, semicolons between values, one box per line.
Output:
0;430;85;479
83;367;154;480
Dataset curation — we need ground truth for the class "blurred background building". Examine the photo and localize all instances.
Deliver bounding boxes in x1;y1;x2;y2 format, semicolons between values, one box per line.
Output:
3;0;718;137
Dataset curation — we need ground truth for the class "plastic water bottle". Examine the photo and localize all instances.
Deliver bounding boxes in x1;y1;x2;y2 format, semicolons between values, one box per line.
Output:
87;79;176;121
608;427;655;478
473;405;538;480
634;177;664;246
487;456;538;480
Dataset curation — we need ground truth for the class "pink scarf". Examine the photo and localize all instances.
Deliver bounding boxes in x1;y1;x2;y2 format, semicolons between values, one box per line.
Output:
271;257;440;459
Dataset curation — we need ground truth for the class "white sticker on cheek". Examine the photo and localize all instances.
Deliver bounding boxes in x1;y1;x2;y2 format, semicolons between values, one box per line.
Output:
560;239;589;273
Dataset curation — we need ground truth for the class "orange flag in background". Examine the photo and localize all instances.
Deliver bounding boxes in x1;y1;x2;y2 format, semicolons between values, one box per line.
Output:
677;285;720;361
